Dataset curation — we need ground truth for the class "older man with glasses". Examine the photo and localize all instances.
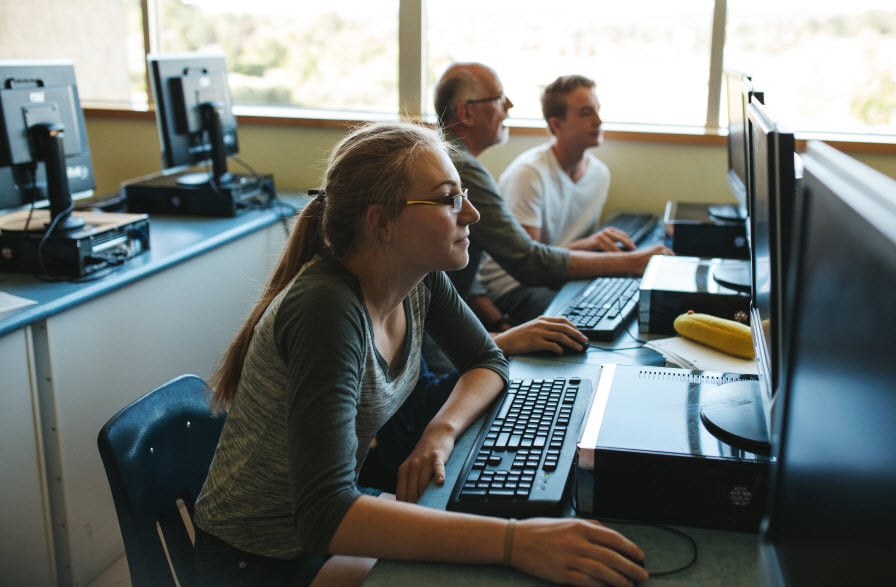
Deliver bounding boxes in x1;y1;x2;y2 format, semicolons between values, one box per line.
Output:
434;62;672;331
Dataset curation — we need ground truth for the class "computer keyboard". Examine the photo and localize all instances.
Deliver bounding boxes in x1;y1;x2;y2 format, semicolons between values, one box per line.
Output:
601;211;659;244
555;276;641;340
447;377;592;518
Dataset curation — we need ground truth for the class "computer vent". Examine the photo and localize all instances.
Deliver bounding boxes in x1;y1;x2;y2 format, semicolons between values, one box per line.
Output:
635;367;747;386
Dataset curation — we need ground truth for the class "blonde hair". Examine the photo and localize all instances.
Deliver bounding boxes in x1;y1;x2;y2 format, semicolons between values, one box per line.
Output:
209;121;449;410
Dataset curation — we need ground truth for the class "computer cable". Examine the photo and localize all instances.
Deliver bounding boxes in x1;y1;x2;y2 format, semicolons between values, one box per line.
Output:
586;320;649;352
271;198;302;238
569;478;699;579
14;190;130;283
606;520;698;578
231;154;262;180
14;169;74;280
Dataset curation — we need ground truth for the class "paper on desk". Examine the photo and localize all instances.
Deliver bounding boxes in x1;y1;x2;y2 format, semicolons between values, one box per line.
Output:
0;291;37;314
645;335;758;375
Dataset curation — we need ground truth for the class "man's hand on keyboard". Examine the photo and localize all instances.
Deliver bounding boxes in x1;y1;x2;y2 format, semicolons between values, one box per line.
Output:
577;227;636;252
493;316;588;356
627;243;674;274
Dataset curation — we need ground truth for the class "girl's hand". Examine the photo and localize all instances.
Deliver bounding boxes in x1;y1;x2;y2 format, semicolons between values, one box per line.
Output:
395;422;455;503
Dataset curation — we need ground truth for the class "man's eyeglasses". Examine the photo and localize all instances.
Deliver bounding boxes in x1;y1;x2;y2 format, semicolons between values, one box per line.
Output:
466;94;506;105
406;188;469;214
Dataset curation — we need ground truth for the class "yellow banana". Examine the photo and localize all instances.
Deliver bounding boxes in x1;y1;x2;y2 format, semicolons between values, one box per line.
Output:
673;312;755;359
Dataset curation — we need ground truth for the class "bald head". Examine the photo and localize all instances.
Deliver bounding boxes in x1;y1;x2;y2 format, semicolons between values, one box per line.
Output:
434;62;498;127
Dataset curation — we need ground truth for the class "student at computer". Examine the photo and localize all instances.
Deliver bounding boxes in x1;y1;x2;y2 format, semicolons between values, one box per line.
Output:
434;62;672;328
192;121;648;587
479;74;630;324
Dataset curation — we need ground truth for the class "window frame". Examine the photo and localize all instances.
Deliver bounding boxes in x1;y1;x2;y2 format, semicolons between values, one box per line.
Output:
83;0;896;155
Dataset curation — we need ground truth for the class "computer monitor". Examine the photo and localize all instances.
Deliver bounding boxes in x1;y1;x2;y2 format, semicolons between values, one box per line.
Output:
147;53;238;187
698;100;797;456
0;60;94;231
709;70;764;222
744;98;797;402
760;141;896;586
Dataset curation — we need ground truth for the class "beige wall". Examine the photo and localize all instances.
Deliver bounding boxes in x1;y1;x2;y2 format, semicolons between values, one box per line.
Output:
85;114;896;219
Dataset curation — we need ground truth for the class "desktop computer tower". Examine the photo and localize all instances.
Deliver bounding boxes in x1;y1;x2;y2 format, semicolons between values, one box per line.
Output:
122;170;275;217
0;209;150;278
576;364;770;533
663;201;748;259
638;255;751;335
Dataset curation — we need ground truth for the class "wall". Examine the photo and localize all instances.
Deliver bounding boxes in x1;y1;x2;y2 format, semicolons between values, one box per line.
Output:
85;113;896;219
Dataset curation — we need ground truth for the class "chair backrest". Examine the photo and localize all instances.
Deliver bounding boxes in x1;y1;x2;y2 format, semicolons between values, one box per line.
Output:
98;374;225;587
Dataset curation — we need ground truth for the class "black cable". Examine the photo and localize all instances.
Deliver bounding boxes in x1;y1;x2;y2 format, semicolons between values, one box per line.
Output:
586;320;650;352
35;199;77;276
569;482;699;578
587;342;646;352
15;189;129;283
231;154;262;179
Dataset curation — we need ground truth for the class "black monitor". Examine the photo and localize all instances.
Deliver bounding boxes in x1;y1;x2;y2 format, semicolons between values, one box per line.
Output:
744;98;797;402
147;53;238;187
709;70;764;222
760;141;896;586
698;101;797;456
0;60;93;231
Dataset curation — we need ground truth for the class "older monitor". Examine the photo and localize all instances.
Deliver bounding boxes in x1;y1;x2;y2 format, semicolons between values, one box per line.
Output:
698;100;797;455
744;98;797;401
148;53;237;186
0;60;94;231
710;70;764;222
124;53;274;217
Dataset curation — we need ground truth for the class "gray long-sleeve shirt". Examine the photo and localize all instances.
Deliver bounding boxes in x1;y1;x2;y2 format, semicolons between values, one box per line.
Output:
194;255;508;558
445;134;570;298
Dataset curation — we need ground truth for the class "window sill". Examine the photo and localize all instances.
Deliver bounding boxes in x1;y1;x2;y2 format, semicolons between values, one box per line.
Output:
83;106;896;155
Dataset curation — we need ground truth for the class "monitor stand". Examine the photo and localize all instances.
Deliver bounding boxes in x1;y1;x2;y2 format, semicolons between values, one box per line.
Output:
711;259;752;293
699;380;770;455
708;203;746;222
176;170;232;187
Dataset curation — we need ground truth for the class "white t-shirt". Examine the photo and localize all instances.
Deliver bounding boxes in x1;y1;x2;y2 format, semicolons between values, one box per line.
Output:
478;141;610;300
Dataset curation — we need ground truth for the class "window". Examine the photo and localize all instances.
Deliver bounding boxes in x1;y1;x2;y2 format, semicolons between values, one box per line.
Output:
152;0;399;115
726;0;896;136
427;0;716;128
2;0;894;139
0;0;145;106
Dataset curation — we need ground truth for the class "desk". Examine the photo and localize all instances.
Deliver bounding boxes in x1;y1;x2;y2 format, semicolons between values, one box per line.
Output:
0;198;304;587
366;280;759;586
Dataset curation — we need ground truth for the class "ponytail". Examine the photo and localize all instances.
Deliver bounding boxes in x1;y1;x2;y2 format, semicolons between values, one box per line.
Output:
208;195;327;411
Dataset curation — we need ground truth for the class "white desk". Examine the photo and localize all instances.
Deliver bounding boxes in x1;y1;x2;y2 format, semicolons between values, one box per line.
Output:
0;199;302;586
0;327;55;587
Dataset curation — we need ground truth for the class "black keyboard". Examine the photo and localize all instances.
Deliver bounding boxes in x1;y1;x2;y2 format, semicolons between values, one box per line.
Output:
601;211;659;244
447;377;592;518
555;276;640;340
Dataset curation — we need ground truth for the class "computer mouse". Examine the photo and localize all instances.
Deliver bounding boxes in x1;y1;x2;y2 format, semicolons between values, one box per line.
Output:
626;554;647;587
564;342;589;354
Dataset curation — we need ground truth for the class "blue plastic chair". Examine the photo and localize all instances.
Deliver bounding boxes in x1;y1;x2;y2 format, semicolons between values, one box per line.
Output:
98;375;225;587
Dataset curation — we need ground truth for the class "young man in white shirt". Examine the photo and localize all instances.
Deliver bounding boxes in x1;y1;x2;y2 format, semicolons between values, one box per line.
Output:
478;74;637;324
